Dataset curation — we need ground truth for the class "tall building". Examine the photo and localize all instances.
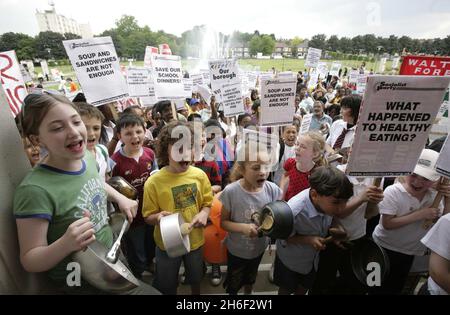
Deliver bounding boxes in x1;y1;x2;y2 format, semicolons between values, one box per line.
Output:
35;1;93;38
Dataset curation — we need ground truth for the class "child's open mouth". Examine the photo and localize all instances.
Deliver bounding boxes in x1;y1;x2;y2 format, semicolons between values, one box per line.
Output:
256;179;265;185
179;161;190;168
66;140;84;153
131;141;140;146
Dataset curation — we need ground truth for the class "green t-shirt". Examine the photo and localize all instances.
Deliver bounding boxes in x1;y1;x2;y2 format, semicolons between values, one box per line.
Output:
14;151;113;281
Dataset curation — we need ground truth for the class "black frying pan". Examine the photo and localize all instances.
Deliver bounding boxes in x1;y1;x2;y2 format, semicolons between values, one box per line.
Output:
350;238;390;287
252;201;294;240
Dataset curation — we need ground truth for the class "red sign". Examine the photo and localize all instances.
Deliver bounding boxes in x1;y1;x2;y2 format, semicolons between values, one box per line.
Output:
159;44;172;55
400;55;450;76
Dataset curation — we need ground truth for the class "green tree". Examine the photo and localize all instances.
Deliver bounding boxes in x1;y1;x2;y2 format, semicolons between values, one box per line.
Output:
249;35;262;57
260;35;275;55
290;36;303;57
64;33;81;40
309;34;327;50
0;32;36;60
326;35;339;52
35;31;66;59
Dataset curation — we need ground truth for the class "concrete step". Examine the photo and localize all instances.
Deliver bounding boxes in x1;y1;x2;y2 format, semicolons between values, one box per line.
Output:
142;246;278;295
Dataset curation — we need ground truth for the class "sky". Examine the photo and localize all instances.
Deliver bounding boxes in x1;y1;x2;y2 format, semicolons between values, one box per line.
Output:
1;0;449;39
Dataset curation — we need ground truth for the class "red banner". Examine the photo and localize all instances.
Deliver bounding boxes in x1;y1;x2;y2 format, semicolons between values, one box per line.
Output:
400;55;450;76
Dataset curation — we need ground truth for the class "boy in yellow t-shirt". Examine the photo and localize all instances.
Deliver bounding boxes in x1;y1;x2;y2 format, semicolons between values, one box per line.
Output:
143;121;213;295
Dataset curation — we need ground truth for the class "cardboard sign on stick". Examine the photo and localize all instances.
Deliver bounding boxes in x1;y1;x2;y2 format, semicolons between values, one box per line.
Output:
63;36;128;106
0;50;27;116
260;77;296;127
347;75;450;177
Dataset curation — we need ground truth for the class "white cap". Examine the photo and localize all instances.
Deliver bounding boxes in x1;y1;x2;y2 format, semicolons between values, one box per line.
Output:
413;149;440;182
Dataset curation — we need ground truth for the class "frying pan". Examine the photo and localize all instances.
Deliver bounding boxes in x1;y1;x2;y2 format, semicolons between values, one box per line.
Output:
252;201;294;240
350;238;390;287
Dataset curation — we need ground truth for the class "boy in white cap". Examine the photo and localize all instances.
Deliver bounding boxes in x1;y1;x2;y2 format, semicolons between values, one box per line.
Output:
372;149;450;294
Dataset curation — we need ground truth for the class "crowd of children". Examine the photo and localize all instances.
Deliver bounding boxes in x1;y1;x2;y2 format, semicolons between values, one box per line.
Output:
12;66;450;296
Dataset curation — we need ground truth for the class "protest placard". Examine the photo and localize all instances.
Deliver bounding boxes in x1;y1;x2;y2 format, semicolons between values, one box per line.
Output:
209;59;239;103
0;50;27;116
197;85;212;105
299;114;313;134
126;67;154;98
378;58;387;73
260;77;296;127
63;36;128;106
317;62;329;78
144;46;158;68
40;60;49;76
183;78;193;98
278;71;295;78
200;69;211;86
305;47;322;68
330;62;341;76
221;82;244;117
356;74;368;94
436;134;450;178
307;71;319;90
190;73;204;87
347;75;450;177
400;55;450;76
349;70;359;84
19;64;32;83
151;53;185;100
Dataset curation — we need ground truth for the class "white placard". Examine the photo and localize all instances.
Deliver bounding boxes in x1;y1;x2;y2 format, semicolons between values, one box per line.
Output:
190;73;204;87
63;36;128;106
305;47;322;68
278;71;295;78
151;54;185;100
140;96;157;108
247;72;258;89
260;77;296;127
436;134;450;178
19;64;32;83
40;60;50;76
200;69;210;86
349;70;359;84
144;46;158;68
356;74;369;94
222;82;244;117
197;85;212;105
378;58;387;73
0;50;27;116
183;78;193;98
299;114;313;134
209;59;239;103
330;62;341;77
347;75;450;177
317;62;329;78
307;71;319;90
392;57;401;70
126;67;154;98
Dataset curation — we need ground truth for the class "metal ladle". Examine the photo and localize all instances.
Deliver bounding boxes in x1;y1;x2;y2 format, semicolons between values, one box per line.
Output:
106;218;129;264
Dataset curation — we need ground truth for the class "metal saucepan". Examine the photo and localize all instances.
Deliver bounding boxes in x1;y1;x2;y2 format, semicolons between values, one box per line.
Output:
251;201;294;240
72;240;140;293
160;212;191;258
350;238;390;287
107;176;138;200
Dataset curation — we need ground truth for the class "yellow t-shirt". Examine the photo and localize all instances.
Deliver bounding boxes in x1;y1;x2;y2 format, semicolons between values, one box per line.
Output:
142;166;213;251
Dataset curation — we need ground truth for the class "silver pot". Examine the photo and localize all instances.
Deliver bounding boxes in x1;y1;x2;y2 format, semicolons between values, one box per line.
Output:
160;212;191;258
72;241;140;293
